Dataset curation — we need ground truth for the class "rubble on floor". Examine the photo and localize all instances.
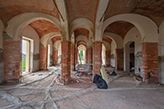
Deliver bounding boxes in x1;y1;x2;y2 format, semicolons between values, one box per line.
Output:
0;66;164;109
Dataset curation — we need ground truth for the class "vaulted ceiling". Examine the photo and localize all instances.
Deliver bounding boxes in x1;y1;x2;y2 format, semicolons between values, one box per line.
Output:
0;0;164;44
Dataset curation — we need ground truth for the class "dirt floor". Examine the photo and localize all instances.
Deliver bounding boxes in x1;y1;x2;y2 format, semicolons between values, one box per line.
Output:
0;66;164;109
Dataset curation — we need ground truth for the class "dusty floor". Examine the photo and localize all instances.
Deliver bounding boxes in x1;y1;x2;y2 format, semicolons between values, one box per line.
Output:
0;66;164;109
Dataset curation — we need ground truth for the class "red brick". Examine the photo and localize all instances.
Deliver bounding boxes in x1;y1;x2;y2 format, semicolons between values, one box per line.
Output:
39;47;47;70
4;40;21;82
92;41;102;79
142;43;158;83
115;49;124;71
70;43;75;71
60;41;71;85
53;50;58;66
106;50;111;66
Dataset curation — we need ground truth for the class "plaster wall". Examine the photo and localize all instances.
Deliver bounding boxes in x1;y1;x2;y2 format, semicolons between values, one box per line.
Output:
76;35;88;45
103;32;123;49
159;21;164;84
102;44;106;65
0;20;4;49
124;27;142;74
6;13;60;41
22;25;40;72
0;20;4;83
48;40;53;66
111;40;116;67
103;41;110;51
58;43;61;64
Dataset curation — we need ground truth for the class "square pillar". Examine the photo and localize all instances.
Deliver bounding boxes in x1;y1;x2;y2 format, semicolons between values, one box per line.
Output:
106;50;111;66
142;43;158;83
4;40;21;82
70;43;75;71
39;47;47;70
93;41;102;78
115;49;124;71
85;49;88;63
87;47;92;64
61;41;71;85
53;49;58;66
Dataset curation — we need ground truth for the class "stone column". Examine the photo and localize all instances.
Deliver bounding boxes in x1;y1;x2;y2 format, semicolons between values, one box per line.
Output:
142;43;158;83
39;47;47;70
70;43;75;71
61;41;71;85
4;40;21;82
115;49;124;71
53;48;58;66
93;41;102;78
106;50;111;66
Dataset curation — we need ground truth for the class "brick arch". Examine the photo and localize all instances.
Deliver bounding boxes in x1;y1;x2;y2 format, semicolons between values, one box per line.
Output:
76;35;88;47
103;32;123;49
29;20;60;39
74;28;89;40
77;40;87;46
41;32;61;48
51;36;61;44
6;12;60;41
103;14;158;43
70;18;94;40
77;44;87;51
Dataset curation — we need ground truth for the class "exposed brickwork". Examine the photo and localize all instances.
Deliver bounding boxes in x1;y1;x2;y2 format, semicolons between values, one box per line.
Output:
93;41;102;78
75;48;79;65
4;40;21;82
115;49;124;71
70;43;75;71
87;47;92;64
51;36;61;43
74;28;89;39
104;22;134;39
103;37;112;44
106;50;111;66
39;47;47;70
61;41;71;85
30;20;60;38
53;50;58;66
65;0;99;25
142;43;159;83
85;49;88;63
0;0;60;25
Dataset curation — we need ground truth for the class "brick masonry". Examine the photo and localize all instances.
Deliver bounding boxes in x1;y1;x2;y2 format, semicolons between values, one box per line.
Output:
115;49;124;71
39;47;47;70
53;50;58;66
4;40;21;82
93;41;102;78
70;43;75;71
61;41;71;85
142;43;159;83
106;50;111;66
87;47;92;64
